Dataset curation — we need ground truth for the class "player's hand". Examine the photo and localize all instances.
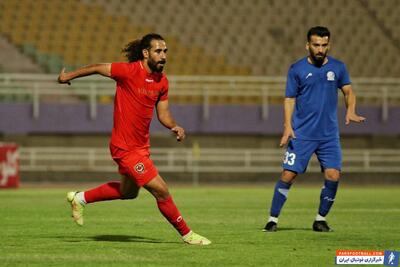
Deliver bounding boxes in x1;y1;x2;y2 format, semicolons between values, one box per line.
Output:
171;126;185;142
280;126;295;147
58;68;71;85
345;112;366;125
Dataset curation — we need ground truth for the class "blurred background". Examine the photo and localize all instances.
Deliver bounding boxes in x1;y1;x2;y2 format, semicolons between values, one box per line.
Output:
0;0;399;186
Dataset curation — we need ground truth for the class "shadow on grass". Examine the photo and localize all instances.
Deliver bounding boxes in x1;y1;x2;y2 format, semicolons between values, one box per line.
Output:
91;235;179;244
263;227;311;232
57;235;180;244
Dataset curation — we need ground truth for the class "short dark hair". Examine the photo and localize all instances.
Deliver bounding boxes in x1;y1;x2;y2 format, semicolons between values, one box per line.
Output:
307;26;330;41
122;33;164;62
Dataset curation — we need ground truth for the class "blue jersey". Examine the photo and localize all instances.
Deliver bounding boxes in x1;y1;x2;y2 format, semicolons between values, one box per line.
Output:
285;56;351;140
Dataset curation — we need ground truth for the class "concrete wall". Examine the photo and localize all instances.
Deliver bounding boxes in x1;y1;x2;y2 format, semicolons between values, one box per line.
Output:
1;103;400;135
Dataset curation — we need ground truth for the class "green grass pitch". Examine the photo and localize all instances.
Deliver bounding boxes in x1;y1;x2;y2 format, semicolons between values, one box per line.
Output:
1;185;399;267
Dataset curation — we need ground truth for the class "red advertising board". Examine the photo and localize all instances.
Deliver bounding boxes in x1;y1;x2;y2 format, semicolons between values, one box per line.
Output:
0;143;19;188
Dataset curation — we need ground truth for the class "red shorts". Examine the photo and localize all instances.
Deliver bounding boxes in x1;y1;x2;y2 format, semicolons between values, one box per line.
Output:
110;144;158;187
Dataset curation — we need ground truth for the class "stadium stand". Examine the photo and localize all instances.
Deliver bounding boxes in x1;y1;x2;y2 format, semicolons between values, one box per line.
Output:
0;0;399;77
0;0;249;75
83;0;400;77
0;35;43;73
362;0;400;45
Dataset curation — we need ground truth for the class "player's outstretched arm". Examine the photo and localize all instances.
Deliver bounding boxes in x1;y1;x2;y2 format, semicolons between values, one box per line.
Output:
58;64;112;85
156;99;185;141
341;85;366;125
280;97;296;147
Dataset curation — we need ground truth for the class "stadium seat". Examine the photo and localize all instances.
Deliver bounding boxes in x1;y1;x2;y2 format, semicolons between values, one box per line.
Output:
1;0;399;78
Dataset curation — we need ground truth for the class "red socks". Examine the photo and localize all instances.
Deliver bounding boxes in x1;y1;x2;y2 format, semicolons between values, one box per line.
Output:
157;196;191;236
84;182;123;203
83;182;191;236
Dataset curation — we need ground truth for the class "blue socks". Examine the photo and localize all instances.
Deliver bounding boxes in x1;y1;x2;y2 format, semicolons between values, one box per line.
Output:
318;179;339;217
270;180;292;217
269;179;339;220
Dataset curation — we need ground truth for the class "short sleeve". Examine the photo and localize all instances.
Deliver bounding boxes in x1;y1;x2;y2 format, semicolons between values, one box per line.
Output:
111;62;132;81
338;63;351;88
285;66;299;97
159;78;169;101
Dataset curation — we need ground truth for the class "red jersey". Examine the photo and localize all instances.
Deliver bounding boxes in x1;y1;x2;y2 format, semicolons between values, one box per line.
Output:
110;61;169;152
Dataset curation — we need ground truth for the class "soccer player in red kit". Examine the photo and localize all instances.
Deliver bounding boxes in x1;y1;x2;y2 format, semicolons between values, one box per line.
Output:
58;33;211;245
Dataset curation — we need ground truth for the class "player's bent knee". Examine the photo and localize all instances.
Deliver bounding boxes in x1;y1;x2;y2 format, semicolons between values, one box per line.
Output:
147;183;170;200
281;170;297;183
281;176;296;183
121;191;139;200
143;175;171;200
153;189;170;201
325;169;340;181
326;176;340;182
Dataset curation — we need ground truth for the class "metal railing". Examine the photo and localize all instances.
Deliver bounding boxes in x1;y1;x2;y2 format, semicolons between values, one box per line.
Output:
1;73;400;121
19;147;400;175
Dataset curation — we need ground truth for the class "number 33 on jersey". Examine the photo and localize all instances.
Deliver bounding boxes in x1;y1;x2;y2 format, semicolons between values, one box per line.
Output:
283;152;296;166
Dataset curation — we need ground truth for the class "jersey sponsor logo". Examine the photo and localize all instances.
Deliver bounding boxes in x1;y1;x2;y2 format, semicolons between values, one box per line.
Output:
134;162;145;174
138;87;160;96
306;72;313;79
327;71;335;81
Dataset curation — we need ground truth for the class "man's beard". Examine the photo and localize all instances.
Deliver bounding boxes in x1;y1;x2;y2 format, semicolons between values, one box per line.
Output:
310;52;326;67
148;60;166;73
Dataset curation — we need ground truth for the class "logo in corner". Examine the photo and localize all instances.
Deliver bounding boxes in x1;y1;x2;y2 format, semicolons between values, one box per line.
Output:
384;250;399;266
335;250;399;266
134;162;145;174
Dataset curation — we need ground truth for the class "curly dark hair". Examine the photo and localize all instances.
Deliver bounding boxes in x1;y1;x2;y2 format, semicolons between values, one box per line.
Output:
122;33;164;62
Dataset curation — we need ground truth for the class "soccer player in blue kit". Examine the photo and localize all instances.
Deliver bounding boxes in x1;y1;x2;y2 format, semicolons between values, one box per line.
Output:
263;26;366;232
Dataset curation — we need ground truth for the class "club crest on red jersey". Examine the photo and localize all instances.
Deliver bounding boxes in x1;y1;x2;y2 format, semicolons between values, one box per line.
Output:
134;162;145;174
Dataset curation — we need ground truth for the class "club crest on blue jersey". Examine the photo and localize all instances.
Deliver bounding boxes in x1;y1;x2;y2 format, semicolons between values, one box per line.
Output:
327;71;335;81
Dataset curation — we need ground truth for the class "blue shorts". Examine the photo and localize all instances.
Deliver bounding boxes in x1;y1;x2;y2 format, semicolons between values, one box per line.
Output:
282;138;342;174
